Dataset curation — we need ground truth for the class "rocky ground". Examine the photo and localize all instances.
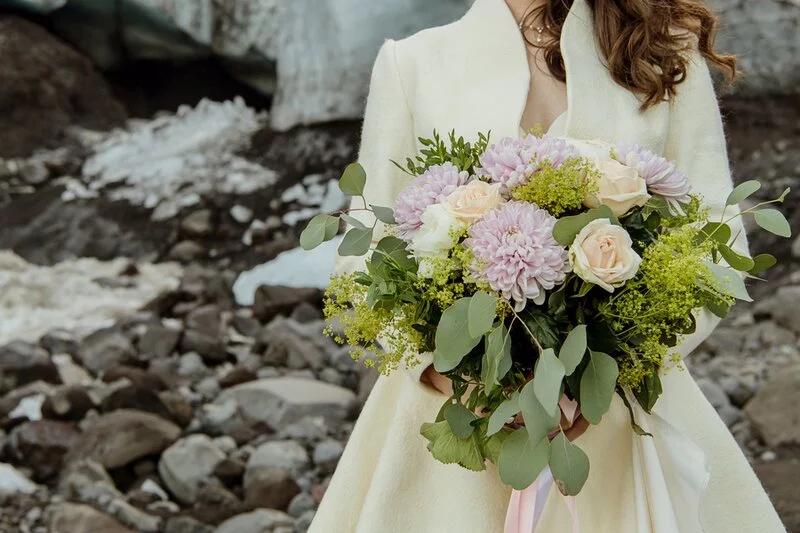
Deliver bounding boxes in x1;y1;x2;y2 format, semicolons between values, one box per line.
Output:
0;12;799;533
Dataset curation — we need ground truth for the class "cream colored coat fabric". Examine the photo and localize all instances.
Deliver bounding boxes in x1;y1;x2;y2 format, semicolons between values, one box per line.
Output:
308;0;785;531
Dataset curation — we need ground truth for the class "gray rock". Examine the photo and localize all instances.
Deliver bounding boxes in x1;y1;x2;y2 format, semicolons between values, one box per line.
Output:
768;286;800;335
41;386;94;421
295;510;316;533
232;311;261;338
181;330;226;364
215;378;356;430
164;516;215;533
318;367;345;387
253;285;320;323
290;302;323;324
0;341;60;390
40;330;79;356
195;377;221;400
48;503;135;533
246;440;309;479
78;329;136;375
244;467;301;510
287;492;317;518
792;234;800;259
158;434;226;504
329;346;360;373
278;416;328;444
169;241;206;262
212;436;238;455
138;325;182;360
66;409;180;469
745;363;800;448
181;209;214;237
214;509;293;533
9;420;79;480
186;304;222;335
219;366;258;389
697;378;731;411
719;375;759;408
178;352;210;378
313;439;344;475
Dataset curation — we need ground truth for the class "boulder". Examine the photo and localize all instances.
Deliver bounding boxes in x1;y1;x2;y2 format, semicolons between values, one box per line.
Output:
0;341;60;392
48;503;136;533
252;285;321;323
754;459;800;532
0;16;126;158
215;377;356;430
158;434;226;504
66;409;181;469
767;286;800;335
745;363;800;449
8;420;79;480
78;329;136;375
214;509;294;533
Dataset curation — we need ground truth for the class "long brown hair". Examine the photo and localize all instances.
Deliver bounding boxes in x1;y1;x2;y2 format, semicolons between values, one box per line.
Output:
520;0;738;110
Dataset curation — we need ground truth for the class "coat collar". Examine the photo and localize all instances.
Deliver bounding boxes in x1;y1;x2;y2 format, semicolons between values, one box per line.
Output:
456;0;603;140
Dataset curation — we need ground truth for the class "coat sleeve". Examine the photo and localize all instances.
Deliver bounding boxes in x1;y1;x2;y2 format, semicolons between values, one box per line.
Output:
663;45;750;359
333;39;437;387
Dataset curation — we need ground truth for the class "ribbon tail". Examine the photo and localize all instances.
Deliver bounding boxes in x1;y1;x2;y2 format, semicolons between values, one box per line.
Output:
504;476;540;533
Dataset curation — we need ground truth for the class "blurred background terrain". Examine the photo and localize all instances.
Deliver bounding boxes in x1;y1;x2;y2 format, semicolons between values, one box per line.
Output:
0;1;798;532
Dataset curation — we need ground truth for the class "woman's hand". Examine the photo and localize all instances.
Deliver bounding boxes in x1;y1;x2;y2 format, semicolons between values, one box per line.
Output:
421;365;590;442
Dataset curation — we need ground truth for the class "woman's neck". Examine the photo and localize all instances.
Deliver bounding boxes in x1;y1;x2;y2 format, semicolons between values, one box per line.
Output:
504;0;547;21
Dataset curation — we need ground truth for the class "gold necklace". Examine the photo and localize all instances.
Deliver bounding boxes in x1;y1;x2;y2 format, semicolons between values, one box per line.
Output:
518;18;548;43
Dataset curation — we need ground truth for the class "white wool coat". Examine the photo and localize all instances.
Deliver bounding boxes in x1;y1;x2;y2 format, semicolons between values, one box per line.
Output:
308;0;786;531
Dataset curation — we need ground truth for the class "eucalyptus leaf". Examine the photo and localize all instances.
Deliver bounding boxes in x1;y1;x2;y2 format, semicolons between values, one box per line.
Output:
699;222;731;245
778;187;791;203
434;298;483;365
420;420;486;472
579;351;619;424
718;244;755;272
498;429;550;490
482;325;513;396
549;432;590;496
340;213;368;230
338;227;373;256
748;253;777;276
753;209;791;238
339;163;367;196
485;428;513;464
375;236;407;254
533;348;566;418
487;392;521;437
299;214;332;250
726;180;760;206
552;206;617;246
445;402;477;439
520;379;560;444
704;261;752;302
559;325;587;376
371;205;396;224
323;215;340;241
469;292;499;338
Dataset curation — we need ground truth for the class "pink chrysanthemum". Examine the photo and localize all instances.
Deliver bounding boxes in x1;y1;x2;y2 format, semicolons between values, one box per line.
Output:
393;162;469;239
477;134;580;195
465;201;570;310
614;142;692;213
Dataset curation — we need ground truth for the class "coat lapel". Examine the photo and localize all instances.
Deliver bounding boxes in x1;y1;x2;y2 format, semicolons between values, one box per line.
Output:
452;0;667;150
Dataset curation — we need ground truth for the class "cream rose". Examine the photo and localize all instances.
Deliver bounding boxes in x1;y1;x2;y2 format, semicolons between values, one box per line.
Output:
443;180;503;224
584;159;650;216
569;218;641;292
410;203;465;265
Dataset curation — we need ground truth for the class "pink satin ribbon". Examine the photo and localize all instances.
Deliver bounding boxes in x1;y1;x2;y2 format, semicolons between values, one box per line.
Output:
504;396;581;533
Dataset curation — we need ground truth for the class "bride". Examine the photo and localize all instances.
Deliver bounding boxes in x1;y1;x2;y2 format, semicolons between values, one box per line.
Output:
307;0;786;531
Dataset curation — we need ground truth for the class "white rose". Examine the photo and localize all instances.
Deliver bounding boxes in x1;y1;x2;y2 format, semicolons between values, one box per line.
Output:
410;203;465;260
584;159;650;216
569;218;641;292
442;180;503;224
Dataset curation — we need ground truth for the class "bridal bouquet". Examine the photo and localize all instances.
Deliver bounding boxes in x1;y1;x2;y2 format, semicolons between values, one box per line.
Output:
301;129;790;496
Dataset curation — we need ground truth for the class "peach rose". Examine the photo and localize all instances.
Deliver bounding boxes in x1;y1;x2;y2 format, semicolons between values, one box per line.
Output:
443;180;503;224
569;218;641;292
584;159;650;216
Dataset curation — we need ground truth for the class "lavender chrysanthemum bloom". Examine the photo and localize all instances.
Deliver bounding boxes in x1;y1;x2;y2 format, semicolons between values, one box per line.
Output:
614;142;692;213
465;201;570;310
393;162;469;239
477;134;580;195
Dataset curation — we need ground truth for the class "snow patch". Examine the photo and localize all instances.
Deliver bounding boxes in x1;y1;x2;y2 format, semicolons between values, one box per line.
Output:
77;98;277;221
0;252;182;344
0;464;38;495
233;237;341;305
